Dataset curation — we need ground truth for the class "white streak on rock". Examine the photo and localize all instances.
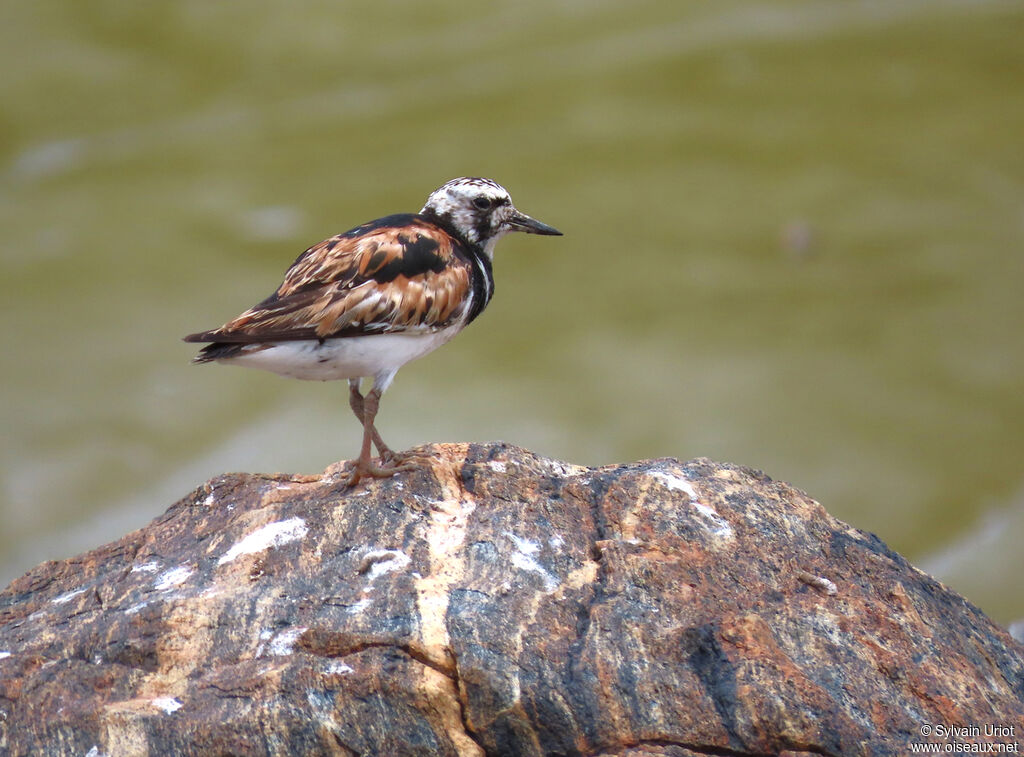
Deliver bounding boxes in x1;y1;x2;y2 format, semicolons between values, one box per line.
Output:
218;517;308;565
52;588;86;605
253;629;272;657
361;549;411;581
507;533;539;554
154;566;193;591
650;471;699;499
325;660;354;675
130;561;160;574
0;651;11;660
650;471;735;539
692;503;735;539
487;460;507;473
543;458;586;477
151;697;182;714
268;627;307;656
506;532;560;591
307;689;334;713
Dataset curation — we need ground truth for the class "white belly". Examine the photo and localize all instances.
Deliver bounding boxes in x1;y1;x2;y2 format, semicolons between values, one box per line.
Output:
221;327;461;385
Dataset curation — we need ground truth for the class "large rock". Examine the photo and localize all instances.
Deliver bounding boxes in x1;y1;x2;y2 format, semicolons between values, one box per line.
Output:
1;442;1022;756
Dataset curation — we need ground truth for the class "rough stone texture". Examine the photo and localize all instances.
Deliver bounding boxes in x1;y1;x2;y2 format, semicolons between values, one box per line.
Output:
1;442;1022;757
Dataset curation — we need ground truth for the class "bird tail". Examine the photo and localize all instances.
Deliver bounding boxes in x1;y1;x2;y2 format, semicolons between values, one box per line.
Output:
189;342;246;363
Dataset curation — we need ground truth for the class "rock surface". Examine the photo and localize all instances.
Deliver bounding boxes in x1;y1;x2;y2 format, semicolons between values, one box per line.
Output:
1;442;1022;756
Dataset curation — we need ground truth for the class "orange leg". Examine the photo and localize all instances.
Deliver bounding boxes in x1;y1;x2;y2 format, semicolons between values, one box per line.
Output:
347;380;399;462
346;386;416;487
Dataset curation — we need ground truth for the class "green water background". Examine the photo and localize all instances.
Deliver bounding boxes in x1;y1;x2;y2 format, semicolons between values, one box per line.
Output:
2;1;1023;625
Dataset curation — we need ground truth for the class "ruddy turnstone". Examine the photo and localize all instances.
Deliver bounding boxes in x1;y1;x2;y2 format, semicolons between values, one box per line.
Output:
185;177;561;485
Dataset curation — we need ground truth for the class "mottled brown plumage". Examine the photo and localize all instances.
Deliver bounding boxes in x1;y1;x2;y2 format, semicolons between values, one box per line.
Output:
185;215;477;346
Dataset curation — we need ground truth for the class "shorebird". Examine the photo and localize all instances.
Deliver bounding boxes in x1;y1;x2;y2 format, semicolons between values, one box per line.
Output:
185;177;562;485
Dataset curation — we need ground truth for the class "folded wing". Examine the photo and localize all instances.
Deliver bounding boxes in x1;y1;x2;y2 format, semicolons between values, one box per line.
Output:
184;214;474;345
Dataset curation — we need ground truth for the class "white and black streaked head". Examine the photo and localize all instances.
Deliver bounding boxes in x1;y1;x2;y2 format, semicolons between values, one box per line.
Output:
420;177;562;258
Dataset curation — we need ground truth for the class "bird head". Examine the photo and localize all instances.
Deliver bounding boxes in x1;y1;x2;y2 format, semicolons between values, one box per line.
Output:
421;177;562;257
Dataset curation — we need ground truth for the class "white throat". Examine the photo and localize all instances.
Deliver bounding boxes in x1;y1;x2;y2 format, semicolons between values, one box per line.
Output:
481;230;510;259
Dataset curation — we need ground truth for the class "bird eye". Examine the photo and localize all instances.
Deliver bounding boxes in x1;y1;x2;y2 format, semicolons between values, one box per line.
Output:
472;196;492;210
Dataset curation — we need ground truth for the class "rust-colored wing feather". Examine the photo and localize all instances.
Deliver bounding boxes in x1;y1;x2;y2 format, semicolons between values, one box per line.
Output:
185;214;474;344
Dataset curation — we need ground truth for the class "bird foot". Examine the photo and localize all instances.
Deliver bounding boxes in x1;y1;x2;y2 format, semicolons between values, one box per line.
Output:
378;447;433;467
345;457;418;488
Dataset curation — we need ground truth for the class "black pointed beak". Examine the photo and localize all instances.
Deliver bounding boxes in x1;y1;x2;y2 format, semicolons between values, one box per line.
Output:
508;210;562;236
